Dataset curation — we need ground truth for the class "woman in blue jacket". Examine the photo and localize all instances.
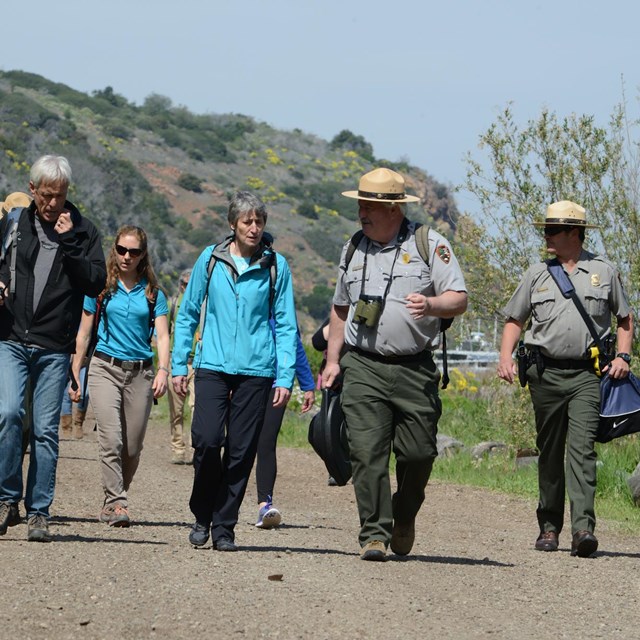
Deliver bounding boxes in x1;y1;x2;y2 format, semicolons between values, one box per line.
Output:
172;191;297;552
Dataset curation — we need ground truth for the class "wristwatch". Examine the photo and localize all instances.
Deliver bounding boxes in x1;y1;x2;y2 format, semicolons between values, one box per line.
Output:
616;352;632;364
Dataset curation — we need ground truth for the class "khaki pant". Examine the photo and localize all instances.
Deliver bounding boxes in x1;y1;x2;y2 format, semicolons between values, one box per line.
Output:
88;356;155;507
167;362;195;454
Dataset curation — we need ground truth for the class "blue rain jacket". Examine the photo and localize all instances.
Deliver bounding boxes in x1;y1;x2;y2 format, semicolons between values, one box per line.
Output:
171;235;297;389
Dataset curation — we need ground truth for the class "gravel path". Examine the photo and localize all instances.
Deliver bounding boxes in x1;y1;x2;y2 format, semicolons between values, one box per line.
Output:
2;419;640;639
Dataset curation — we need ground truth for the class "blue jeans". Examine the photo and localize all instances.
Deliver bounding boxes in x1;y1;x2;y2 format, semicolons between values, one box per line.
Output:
0;341;69;517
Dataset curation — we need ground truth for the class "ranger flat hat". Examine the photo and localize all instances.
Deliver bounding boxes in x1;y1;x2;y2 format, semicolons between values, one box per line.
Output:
342;167;420;203
1;191;32;216
532;200;598;229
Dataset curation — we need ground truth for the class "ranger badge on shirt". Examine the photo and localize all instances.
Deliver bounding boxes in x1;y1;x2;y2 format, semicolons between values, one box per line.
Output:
591;273;601;287
436;245;451;264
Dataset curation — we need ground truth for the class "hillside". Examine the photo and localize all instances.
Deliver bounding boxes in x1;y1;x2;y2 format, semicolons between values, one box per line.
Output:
0;70;459;332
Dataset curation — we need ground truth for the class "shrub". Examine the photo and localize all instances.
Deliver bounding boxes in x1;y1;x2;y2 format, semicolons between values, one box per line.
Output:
303;227;343;265
177;173;203;193
297;201;318;219
301;285;334;320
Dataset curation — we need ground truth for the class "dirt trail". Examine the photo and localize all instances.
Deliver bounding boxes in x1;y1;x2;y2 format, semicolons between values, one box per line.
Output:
2;420;639;639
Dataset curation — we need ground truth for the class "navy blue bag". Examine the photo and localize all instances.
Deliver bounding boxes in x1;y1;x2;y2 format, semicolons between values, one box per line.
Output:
597;372;640;443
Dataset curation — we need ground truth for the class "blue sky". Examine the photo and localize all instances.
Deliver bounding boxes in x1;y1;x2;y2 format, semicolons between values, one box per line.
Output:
2;0;638;214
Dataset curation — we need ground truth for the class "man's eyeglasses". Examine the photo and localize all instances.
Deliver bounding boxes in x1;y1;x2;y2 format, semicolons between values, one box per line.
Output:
543;226;570;237
115;244;143;258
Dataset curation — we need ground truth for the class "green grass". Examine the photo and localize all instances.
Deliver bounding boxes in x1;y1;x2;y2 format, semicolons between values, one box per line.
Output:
279;411;314;448
279;376;640;533
150;376;640;533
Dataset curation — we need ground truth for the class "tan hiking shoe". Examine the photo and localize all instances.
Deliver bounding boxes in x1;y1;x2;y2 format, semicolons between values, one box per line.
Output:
72;409;86;439
171;451;186;464
59;414;72;437
360;540;387;561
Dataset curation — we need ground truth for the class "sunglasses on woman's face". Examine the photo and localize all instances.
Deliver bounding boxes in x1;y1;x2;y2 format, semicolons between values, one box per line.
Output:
115;244;143;258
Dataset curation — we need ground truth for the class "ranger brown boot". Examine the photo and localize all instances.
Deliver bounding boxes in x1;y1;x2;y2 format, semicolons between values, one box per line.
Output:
72;409;87;440
59;414;72;438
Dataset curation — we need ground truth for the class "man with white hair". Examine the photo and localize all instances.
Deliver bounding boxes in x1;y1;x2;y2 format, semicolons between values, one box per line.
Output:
0;155;106;542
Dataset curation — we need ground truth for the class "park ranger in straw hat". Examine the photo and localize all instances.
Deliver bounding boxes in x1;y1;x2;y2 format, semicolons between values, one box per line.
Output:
497;199;633;558
323;167;468;561
1;192;32;218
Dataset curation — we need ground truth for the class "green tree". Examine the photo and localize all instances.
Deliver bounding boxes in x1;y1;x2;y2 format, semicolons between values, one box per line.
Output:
463;104;640;329
142;93;173;115
92;86;129;108
330;129;375;162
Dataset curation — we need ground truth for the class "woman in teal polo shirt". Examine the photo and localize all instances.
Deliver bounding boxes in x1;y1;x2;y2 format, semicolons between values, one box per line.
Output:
70;225;170;527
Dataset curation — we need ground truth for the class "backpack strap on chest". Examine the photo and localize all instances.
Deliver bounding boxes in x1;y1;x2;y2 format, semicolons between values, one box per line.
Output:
1;207;24;297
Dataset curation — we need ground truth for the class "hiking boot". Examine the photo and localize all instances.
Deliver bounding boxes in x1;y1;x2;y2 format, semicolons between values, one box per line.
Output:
0;502;21;535
255;501;282;529
214;537;238;552
72;409;86;439
171;451;186;465
27;514;52;542
59;414;72;438
571;530;598;558
189;521;210;547
535;531;559;552
390;519;415;556
99;503;131;527
360;540;387;561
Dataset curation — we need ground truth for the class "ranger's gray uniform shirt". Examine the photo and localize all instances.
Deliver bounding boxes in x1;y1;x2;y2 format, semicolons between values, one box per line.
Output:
333;220;467;356
502;250;630;359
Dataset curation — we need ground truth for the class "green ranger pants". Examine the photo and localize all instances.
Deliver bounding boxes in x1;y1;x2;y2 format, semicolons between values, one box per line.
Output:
527;364;600;535
340;350;441;548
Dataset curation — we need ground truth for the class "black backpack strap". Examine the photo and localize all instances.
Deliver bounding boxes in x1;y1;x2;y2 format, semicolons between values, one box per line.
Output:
413;223;431;267
1;207;24;296
147;288;158;345
81;291;108;402
267;252;277;317
198;252;218;339
344;230;365;270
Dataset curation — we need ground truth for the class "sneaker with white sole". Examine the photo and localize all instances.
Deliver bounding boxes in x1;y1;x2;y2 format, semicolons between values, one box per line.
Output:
255;501;282;529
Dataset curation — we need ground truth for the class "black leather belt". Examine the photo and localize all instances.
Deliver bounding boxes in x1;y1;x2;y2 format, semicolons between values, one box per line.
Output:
352;347;430;364
541;355;592;370
94;351;153;371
